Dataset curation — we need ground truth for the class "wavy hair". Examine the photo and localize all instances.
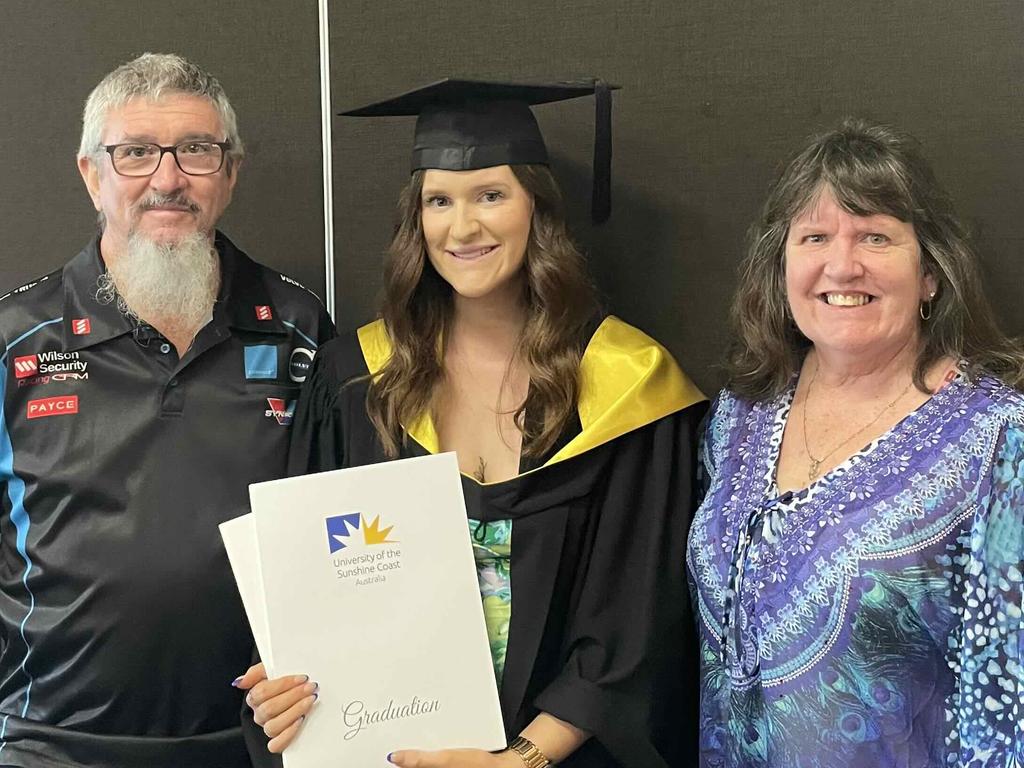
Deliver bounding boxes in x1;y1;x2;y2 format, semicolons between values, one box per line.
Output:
727;118;1024;400
365;164;599;458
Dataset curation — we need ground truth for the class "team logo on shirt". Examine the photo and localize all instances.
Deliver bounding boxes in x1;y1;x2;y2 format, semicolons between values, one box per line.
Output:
13;355;38;378
279;274;308;290
326;513;398;553
255;305;273;321
27;395;78;419
264;397;295;425
71;318;91;335
288;348;315;383
18;372;90;388
244;345;278;380
0;275;48;303
13;351;89;386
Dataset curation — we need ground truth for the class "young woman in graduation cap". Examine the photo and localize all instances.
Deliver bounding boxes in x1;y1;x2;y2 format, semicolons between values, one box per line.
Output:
236;79;707;768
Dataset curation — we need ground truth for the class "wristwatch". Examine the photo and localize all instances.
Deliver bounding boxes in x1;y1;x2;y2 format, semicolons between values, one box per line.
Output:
507;736;552;768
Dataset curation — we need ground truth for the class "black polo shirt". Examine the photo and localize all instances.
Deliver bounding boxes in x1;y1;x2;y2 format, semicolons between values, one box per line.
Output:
0;233;335;767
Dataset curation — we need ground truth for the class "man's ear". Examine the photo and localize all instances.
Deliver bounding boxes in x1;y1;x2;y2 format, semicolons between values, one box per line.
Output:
226;156;242;194
78;155;103;212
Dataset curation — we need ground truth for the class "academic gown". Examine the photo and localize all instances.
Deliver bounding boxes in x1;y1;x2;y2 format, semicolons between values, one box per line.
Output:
245;315;706;768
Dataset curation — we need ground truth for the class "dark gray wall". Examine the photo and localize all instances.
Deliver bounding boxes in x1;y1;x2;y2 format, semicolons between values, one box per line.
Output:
329;0;1024;395
3;2;1022;395
0;0;326;296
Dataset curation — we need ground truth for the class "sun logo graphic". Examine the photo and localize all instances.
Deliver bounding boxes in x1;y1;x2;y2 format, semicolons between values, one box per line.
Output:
325;513;398;553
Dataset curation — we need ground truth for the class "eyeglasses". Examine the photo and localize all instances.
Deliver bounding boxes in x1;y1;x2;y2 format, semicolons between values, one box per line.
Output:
103;141;232;177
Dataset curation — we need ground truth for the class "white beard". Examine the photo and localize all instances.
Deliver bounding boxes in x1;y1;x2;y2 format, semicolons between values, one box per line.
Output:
96;232;220;334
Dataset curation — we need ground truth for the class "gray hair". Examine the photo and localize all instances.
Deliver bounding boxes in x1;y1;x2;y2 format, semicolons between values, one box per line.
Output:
78;52;244;165
726;118;1024;399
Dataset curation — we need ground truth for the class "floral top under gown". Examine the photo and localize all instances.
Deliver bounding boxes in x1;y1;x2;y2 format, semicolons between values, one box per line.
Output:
688;372;1024;768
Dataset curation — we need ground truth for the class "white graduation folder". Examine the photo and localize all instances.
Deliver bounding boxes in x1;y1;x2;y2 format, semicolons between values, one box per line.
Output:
234;452;506;768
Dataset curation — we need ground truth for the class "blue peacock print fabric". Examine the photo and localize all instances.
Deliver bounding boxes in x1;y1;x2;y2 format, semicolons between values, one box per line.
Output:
688;373;1024;767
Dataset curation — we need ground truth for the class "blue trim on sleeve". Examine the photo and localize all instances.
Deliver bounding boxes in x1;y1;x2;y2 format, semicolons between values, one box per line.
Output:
0;362;37;753
0;317;63;748
281;320;318;350
0;318;63;363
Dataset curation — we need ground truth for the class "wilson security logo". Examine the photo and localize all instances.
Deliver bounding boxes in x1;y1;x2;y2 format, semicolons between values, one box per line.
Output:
13;356;38;377
328;513;402;586
14;351;88;379
14;351;90;387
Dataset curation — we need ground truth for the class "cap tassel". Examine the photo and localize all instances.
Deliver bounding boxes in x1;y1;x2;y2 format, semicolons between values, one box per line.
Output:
591;79;612;224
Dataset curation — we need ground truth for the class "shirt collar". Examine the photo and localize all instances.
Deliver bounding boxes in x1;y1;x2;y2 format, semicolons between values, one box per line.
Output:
61;231;287;353
213;232;288;338
61;237;133;352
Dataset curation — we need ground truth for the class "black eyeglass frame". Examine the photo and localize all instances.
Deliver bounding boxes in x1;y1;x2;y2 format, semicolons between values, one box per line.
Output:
102;141;233;177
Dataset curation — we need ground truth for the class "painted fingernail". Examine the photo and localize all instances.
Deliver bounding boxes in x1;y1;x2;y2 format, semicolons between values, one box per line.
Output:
386;753;395;764
300;714;306;723
231;676;243;687
312;692;319;702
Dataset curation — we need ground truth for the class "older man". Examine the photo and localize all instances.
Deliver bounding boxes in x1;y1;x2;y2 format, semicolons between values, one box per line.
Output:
0;54;334;767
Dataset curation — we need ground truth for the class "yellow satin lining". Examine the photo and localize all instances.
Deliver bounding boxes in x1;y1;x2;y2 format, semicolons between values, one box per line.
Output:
549;316;706;464
357;321;441;453
356;316;705;472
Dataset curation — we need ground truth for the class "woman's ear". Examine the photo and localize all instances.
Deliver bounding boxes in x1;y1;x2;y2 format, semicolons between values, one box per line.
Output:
922;266;939;300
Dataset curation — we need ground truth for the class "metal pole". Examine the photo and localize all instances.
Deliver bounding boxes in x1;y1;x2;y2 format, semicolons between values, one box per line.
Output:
317;0;336;319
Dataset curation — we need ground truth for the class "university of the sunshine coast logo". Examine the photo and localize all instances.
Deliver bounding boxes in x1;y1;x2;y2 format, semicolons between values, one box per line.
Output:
326;513;397;552
326;513;402;586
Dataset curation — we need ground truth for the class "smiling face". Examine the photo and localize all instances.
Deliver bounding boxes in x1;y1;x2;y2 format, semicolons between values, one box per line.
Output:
784;187;937;362
420;165;533;306
78;93;238;260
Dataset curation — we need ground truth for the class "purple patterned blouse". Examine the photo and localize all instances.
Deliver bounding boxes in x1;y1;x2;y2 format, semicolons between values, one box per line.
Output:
688;373;1024;767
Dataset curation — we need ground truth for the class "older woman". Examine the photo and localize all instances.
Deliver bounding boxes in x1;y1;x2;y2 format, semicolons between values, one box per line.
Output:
689;119;1024;767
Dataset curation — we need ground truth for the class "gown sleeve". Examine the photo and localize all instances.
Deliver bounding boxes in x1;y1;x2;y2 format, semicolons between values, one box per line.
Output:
286;347;348;476
952;422;1024;765
532;400;707;768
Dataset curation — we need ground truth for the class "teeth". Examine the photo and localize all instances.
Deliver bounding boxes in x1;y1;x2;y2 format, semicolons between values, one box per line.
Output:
825;293;870;307
451;246;495;259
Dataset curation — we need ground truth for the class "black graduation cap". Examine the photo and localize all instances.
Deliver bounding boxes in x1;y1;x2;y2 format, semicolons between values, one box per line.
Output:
340;78;618;224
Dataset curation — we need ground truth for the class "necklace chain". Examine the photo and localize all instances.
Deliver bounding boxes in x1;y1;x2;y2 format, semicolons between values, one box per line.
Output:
801;361;914;481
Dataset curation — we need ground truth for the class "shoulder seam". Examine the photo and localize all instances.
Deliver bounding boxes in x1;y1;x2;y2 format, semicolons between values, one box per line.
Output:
0;272;60;305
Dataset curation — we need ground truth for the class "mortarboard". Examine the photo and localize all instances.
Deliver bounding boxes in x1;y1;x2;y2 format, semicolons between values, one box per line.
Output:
339;78;619;223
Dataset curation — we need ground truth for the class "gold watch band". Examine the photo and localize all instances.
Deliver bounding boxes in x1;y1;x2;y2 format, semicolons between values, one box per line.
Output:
508;736;552;768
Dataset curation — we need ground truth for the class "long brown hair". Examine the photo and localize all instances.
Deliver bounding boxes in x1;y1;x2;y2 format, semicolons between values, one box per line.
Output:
366;164;599;458
728;118;1024;400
